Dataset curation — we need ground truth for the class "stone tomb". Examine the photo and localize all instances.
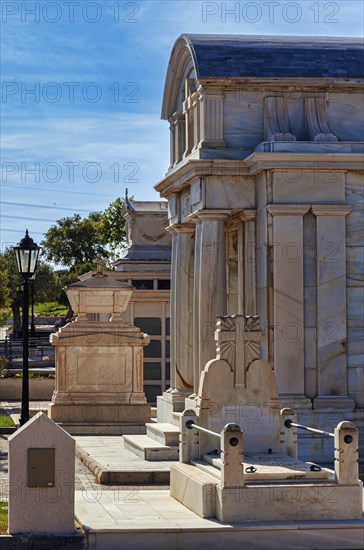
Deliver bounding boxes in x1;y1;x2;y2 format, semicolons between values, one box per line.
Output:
8;412;75;534
170;315;363;522
48;272;151;434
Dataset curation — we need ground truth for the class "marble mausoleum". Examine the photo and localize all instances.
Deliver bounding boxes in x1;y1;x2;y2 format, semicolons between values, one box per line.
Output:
150;34;364;469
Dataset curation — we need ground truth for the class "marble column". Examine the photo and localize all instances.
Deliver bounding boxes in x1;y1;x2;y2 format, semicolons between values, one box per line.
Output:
168;116;175;169
192;91;201;151
173;112;185;165
193;212;228;394
193;220;202;395
174;225;195;394
168;228;177;391
312;205;353;409
240;210;257;316
267;205;311;408
183;96;193;158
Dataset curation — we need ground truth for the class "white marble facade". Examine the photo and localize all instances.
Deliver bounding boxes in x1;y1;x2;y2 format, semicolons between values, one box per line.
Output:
155;35;364;469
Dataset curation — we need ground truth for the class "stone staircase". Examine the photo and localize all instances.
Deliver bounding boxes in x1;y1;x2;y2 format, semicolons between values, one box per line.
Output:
123;422;180;461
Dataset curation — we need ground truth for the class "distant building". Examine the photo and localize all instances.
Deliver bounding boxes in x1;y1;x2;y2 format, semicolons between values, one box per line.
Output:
111;198;172;403
78;198;171;403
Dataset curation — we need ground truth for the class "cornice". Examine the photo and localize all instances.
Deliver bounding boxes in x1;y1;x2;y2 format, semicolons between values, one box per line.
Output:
244;152;364;175
155;151;363;198
154;159;249;197
199;77;364;91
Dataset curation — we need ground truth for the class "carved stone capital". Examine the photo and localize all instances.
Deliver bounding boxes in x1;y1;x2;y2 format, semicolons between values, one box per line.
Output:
267;205;310;216
195;210;231;222
239;209;257;222
311;205;351;216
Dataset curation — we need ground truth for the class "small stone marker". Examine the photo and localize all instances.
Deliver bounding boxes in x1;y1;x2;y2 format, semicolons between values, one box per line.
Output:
8;412;75;534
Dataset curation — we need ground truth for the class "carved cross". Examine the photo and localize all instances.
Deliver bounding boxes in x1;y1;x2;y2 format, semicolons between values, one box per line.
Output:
215;315;261;387
93;256;106;273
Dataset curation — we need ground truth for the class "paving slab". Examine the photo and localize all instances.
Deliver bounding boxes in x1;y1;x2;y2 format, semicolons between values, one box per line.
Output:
75;489;364;550
75;436;174;484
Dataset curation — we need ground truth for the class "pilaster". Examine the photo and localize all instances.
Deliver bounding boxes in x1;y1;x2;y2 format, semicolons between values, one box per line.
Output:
199;87;226;149
267;204;311;409
311;205;354;410
194;211;229;393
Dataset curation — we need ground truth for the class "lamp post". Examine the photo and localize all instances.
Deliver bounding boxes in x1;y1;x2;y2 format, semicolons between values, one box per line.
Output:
14;230;41;426
30;274;36;337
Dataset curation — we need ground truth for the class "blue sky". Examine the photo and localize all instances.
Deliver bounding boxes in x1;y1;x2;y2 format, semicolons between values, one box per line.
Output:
1;0;363;254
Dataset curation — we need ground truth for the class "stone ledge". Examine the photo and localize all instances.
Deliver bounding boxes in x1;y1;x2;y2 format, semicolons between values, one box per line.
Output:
75;443;170;485
0;533;85;549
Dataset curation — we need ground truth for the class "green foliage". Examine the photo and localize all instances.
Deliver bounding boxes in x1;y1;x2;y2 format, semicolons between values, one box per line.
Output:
98;197;127;261
0;249;64;335
0;255;10;310
0;413;15;427
0;357;10;376
0;501;8;534
34;301;68;316
41;212;108;268
41;198;126;268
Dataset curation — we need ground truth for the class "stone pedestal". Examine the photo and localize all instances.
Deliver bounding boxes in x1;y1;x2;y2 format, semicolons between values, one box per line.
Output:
48;273;151;434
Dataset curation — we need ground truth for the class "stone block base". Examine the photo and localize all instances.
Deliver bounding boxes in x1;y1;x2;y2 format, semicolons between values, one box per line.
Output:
157;392;186;424
171;463;363;522
170;463;216;518
48;403;150;434
216;483;363;522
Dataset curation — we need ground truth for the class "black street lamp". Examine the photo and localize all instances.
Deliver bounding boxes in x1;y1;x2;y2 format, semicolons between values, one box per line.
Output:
13;230;41;426
30;274;36;337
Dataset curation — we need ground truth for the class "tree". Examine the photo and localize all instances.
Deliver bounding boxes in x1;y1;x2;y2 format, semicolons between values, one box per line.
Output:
0;254;10;326
98;197;127;261
55;262;95;307
41;198;127;268
41;213;108;268
0;250;62;337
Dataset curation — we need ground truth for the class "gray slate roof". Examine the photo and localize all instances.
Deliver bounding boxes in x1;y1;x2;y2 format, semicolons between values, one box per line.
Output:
184;35;364;79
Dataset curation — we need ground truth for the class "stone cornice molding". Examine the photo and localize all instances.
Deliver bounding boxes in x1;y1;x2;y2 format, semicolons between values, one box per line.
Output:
155;159;249;197
244;152;364;176
199;77;364;91
239;209;257;222
267;205;310;216
311;205;352;216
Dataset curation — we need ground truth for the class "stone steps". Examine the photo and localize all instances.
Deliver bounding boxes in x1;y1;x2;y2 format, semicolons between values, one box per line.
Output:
146;422;180;446
123;434;179;461
123;421;180;461
191;459;221;480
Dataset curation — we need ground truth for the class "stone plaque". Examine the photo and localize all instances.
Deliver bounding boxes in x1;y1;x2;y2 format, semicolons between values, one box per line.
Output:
243;453;330;480
76;355;126;387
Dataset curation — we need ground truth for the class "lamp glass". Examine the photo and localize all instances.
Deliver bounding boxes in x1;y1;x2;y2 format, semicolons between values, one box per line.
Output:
14;230;41;277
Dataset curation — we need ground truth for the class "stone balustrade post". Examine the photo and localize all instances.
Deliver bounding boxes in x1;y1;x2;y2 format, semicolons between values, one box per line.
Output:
334;421;359;485
280;408;297;458
179;409;199;463
221;423;244;488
